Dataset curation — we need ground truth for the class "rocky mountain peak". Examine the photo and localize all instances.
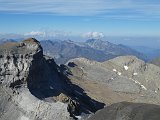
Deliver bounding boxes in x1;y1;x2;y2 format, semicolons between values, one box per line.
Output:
0;38;105;120
0;37;42;56
0;38;43;87
85;39;111;50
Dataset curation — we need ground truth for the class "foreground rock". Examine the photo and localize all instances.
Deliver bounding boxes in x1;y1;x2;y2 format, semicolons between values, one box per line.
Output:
0;38;104;120
65;56;160;119
87;102;160;120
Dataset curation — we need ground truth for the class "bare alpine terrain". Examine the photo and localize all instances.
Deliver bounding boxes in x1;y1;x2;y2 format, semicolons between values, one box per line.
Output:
65;55;160;120
0;38;105;120
0;38;160;120
1;0;160;120
66;56;160;105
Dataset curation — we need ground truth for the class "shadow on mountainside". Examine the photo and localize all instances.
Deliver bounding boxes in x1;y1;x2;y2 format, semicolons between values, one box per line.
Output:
26;56;105;117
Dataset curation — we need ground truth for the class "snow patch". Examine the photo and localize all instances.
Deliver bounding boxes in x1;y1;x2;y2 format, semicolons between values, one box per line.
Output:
133;73;138;76
75;112;86;120
75;116;82;119
131;79;147;90
141;85;147;90
117;72;121;76
113;69;117;72
124;66;128;70
80;67;84;69
155;90;158;93
134;80;141;85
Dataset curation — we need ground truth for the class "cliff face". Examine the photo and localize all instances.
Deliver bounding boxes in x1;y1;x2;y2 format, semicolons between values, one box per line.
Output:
0;38;104;120
0;38;71;120
0;38;42;88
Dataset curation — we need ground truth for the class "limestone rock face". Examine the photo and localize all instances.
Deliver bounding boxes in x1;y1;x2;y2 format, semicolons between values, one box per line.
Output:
0;38;105;120
0;38;72;120
0;38;42;88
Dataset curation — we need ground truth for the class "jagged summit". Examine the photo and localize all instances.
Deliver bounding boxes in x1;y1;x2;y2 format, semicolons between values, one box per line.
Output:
0;38;42;55
85;39;111;50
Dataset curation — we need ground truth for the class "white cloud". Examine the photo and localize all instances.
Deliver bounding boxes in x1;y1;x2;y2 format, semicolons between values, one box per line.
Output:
24;31;45;36
23;30;71;37
83;32;104;39
0;30;73;40
0;0;160;19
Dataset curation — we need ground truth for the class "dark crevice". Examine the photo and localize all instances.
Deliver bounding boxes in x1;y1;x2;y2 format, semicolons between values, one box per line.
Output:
9;79;24;89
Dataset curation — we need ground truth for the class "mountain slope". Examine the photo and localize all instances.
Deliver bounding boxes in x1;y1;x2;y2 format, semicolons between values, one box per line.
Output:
87;102;160;120
40;39;146;64
129;46;160;60
0;38;105;120
66;56;160;105
41;40;116;64
85;39;144;57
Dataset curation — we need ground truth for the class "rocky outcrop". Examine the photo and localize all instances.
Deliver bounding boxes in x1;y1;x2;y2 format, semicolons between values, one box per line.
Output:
0;38;42;88
0;38;105;120
66;56;160;106
87;102;160;120
66;57;160;119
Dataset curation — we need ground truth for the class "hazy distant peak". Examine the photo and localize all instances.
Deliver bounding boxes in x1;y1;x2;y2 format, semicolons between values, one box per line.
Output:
86;38;109;43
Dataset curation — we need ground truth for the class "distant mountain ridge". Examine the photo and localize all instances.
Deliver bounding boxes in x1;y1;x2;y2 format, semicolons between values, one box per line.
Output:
41;40;116;64
150;58;160;67
129;45;160;60
85;39;145;57
0;38;147;64
40;39;146;64
0;38;16;44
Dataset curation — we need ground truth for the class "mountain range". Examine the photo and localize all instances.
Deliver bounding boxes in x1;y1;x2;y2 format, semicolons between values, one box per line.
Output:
150;58;160;67
0;38;160;120
129;45;160;60
40;39;146;64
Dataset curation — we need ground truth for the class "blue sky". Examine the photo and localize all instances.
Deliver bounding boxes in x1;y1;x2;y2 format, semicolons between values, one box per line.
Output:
0;0;160;37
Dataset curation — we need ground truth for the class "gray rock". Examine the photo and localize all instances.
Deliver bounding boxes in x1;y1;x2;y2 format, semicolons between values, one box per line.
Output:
66;56;160;105
0;38;105;120
87;102;160;120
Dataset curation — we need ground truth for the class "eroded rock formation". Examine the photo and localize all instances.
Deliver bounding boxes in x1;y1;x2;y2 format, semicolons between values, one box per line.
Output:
0;38;104;120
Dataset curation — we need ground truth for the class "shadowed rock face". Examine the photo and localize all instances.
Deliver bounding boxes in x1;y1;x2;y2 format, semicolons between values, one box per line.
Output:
0;38;105;120
87;102;160;120
0;38;43;88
